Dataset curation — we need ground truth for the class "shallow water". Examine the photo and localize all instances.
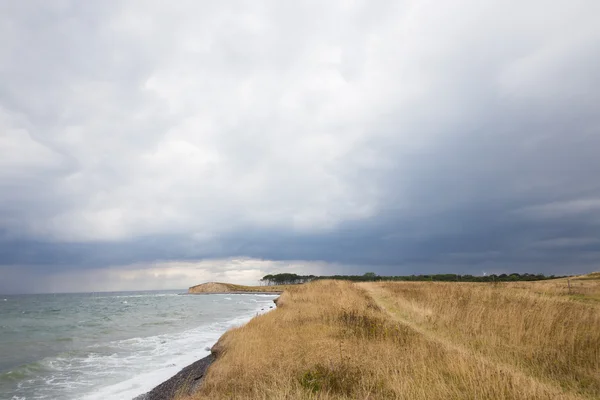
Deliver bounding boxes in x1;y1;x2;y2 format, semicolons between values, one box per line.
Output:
0;290;277;399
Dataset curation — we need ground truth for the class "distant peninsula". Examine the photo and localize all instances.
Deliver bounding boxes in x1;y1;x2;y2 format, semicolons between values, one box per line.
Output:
187;282;287;294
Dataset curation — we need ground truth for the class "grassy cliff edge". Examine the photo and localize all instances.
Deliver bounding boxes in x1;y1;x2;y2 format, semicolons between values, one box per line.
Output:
180;274;599;399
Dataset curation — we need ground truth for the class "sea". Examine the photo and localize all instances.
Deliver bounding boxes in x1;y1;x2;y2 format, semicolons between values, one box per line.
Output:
0;290;278;400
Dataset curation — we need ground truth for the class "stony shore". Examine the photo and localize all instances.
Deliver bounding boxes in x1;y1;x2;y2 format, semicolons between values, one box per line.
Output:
132;354;215;400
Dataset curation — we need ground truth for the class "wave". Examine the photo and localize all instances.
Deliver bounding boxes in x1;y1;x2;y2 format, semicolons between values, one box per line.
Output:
0;361;48;383
92;293;181;300
81;305;274;399
1;295;277;400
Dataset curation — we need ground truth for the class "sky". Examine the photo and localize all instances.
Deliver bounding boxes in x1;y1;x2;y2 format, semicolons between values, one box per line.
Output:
1;1;600;293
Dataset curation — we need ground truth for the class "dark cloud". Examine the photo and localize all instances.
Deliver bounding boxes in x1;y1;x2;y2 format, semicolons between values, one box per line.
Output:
1;1;600;292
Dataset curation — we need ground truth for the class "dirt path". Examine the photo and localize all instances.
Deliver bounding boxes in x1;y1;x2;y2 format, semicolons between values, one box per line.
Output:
360;283;588;400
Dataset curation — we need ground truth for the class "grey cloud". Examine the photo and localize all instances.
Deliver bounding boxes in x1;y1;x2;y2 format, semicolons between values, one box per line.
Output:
1;1;600;292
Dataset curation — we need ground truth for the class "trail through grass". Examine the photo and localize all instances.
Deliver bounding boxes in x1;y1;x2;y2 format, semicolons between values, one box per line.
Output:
182;275;600;400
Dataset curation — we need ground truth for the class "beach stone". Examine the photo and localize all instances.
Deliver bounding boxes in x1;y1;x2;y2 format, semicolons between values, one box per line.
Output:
132;354;215;400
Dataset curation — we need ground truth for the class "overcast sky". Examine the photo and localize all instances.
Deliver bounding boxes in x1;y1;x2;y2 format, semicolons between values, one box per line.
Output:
1;1;599;293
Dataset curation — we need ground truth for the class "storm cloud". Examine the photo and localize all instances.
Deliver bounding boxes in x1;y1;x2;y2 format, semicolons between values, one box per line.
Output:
1;0;600;293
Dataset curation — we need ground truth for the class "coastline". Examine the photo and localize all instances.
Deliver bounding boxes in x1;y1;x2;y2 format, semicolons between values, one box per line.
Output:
133;294;279;400
186;291;283;295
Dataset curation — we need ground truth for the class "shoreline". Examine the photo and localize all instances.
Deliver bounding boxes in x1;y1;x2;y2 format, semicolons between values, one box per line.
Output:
133;294;279;400
185;291;283;295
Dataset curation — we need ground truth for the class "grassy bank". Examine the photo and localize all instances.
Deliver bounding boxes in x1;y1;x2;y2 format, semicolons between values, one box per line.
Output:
183;275;599;399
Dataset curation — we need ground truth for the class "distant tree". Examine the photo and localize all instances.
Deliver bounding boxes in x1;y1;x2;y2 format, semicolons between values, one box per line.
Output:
262;271;560;285
260;273;316;285
363;272;377;278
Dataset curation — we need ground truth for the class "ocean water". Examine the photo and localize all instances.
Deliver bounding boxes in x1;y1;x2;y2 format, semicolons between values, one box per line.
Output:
0;290;278;400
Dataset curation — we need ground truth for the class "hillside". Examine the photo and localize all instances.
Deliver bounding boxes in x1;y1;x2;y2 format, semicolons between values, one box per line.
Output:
187;282;289;294
182;273;600;399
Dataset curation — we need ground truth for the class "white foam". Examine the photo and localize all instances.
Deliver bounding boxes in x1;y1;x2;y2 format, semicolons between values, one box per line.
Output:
3;294;278;400
80;295;277;400
94;294;180;299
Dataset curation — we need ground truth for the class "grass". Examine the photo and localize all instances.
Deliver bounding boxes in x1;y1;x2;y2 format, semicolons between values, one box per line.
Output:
182;274;600;399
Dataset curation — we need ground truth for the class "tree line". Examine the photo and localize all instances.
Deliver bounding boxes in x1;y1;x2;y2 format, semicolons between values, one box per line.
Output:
260;272;563;285
260;273;317;285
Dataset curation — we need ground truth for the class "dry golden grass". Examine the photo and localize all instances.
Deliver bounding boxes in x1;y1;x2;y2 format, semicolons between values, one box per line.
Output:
365;278;600;397
505;274;600;302
183;275;600;400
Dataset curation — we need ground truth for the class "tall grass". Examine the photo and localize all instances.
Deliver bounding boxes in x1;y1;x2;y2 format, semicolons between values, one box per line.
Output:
368;278;600;397
183;277;599;399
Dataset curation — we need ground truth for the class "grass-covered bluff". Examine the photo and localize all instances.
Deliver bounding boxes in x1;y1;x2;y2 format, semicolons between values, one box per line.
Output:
179;273;599;399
